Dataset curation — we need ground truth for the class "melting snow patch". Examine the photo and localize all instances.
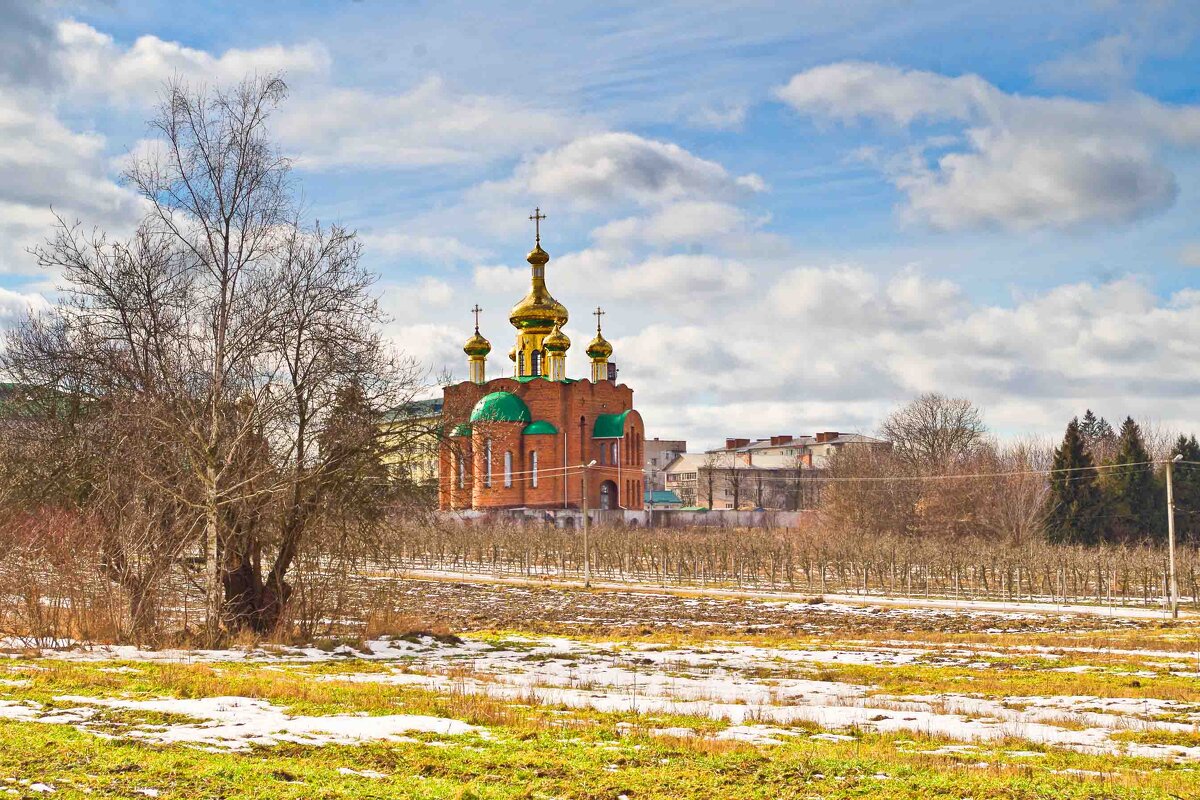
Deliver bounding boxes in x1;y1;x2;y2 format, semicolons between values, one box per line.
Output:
337;768;388;779
1;694;480;751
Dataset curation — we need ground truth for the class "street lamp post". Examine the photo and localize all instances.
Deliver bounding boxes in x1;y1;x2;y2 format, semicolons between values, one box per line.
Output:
1168;454;1183;619
581;459;597;588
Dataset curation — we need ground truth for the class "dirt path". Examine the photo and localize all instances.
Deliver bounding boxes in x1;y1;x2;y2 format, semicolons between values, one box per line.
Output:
387;567;1191;623
363;572;1171;637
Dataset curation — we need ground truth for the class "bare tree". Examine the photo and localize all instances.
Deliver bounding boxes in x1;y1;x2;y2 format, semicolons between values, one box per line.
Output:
958;437;1050;546
3;74;426;639
700;452;722;508
880;393;987;472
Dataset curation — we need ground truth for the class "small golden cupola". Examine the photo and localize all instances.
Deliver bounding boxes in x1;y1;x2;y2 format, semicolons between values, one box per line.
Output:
543;322;571;381
463;304;491;384
509;208;568;378
586;306;613;382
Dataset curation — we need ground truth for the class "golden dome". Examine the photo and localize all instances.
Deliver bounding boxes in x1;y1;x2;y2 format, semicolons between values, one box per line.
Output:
586;331;612;360
526;243;549;266
508;345;517;362
509;244;568;332
463;330;491;357
543;323;570;353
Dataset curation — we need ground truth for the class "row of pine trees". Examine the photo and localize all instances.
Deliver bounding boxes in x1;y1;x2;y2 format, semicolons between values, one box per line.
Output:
1047;411;1200;544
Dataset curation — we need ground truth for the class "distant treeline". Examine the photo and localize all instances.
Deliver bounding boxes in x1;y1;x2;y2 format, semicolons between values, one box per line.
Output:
819;395;1200;547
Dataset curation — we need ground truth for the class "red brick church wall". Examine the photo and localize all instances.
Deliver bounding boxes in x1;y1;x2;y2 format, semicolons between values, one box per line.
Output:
439;377;644;512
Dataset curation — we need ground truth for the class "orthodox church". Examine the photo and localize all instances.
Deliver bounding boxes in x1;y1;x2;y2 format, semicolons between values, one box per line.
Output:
438;210;645;513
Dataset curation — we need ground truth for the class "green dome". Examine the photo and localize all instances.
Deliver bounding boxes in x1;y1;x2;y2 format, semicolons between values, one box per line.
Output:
449;423;472;437
469;391;532;424
523;420;559;435
593;410;631;439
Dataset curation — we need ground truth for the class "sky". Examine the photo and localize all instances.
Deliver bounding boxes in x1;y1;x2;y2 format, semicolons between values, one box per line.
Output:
2;0;1199;448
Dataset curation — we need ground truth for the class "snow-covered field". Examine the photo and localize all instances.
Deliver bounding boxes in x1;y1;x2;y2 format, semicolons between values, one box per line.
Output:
4;628;1200;761
4;580;1198;799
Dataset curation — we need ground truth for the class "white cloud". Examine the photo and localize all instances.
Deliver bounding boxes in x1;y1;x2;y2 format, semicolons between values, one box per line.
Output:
688;102;748;130
56;21;577;172
894;128;1176;230
472;264;528;294
383;322;464;381
775;61;989;126
361;230;488;265
592;262;1200;444
1034;35;1135;91
1179;243;1200;267
276;77;585;170
0;285;48;328
591;201;755;248
412;276;454;307
487;132;765;211
57;20;330;107
775;61;1200;230
0;86;144;275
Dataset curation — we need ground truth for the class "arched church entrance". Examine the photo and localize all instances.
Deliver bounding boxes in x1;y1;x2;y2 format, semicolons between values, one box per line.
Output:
599;480;617;510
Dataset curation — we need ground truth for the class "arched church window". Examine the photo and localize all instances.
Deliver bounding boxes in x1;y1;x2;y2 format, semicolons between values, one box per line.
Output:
531;450;538;487
484;439;493;487
530;349;543;376
611;441;618;465
457;455;465;489
504;451;513;487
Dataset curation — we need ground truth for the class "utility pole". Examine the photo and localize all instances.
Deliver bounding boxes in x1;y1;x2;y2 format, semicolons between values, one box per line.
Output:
581;459;596;588
1168;454;1183;619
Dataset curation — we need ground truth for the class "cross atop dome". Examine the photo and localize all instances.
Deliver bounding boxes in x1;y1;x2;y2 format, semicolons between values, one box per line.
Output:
529;206;546;245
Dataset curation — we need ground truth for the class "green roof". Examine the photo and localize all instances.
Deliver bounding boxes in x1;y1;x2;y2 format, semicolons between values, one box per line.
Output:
523;420;559;435
469;391;532;424
644;490;682;505
592;409;631;439
513;376;578;384
449;423;472;437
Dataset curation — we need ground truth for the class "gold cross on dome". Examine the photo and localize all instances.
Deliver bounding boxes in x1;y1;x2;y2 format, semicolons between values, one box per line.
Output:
593;306;605;332
471;304;482;332
529;207;547;244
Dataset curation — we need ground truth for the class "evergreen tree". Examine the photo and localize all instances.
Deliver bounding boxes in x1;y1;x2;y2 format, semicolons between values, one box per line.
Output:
1044;418;1104;545
319;382;391;521
1171;435;1200;543
1104;417;1161;541
1079;409;1117;463
1079;409;1100;440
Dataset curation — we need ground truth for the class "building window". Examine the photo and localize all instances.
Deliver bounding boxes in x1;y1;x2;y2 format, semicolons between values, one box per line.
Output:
484;439;492;487
531;450;538;488
504;451;513;488
457;455;465;489
530;349;543;376
611;441;618;464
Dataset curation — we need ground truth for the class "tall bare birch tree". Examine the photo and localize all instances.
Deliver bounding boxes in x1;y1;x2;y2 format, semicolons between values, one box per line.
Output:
3;74;426;639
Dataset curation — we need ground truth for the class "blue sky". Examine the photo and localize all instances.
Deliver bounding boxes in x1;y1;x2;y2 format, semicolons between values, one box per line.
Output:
2;0;1199;447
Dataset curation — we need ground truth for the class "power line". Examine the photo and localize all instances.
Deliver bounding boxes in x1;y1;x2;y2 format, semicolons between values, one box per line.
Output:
660;459;1193;485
